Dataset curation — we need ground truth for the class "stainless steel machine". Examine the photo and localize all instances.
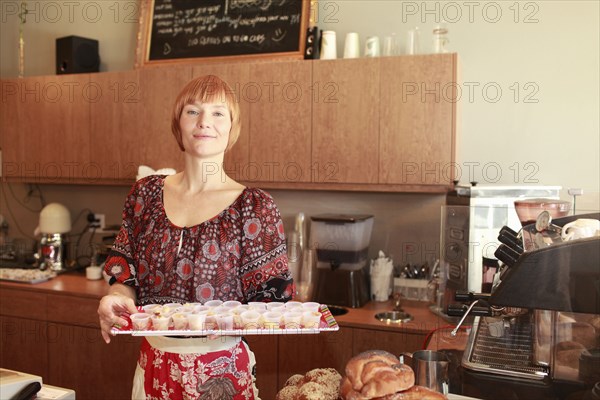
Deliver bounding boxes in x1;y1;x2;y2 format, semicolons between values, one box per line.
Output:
449;213;600;399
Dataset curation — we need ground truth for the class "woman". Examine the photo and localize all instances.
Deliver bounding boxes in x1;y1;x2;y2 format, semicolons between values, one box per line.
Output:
98;75;293;400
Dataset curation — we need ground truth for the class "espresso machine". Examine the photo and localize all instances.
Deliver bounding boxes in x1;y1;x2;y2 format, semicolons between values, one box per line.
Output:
448;212;600;399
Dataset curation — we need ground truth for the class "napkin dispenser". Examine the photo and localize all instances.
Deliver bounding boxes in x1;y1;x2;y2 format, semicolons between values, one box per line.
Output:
310;214;374;308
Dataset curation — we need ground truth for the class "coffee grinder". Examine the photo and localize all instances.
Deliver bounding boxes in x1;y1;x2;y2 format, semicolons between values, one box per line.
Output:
38;203;71;271
310;214;374;308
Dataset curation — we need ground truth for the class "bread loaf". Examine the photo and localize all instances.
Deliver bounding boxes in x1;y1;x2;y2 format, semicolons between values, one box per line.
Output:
275;368;342;400
373;385;447;400
342;350;415;399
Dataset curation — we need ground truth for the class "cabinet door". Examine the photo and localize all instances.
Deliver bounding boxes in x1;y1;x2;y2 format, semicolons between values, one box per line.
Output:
277;327;353;388
0;75;91;182
379;54;456;186
312;59;380;184
138;66;192;174
191;64;251;184
0;316;49;379
47;323;141;400
245;335;278;400
352;327;425;357
0;79;21;179
247;61;312;183
89;70;141;182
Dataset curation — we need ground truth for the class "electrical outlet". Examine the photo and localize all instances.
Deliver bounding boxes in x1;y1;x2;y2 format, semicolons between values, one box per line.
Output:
89;213;105;231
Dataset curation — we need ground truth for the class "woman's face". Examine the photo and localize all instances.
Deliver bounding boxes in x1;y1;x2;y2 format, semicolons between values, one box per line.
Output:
179;100;232;158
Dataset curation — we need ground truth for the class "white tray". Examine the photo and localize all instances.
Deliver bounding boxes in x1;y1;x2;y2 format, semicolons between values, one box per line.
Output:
112;305;339;337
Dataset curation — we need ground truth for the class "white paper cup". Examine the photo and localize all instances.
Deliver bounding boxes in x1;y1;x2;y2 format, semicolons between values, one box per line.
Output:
302;311;322;329
187;313;207;331
130;313;151;330
142;304;161;315
86;266;102;280
320;31;337;60
343;32;360;58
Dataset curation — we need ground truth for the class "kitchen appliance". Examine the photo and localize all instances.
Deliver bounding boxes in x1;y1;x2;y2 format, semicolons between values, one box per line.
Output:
439;185;562;316
37;203;71;271
450;213;600;400
310;214;373;308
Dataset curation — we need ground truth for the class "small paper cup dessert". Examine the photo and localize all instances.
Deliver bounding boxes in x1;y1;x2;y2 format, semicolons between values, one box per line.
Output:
241;310;261;330
302;311;322;329
193;305;210;314
283;311;303;329
179;303;197;313
263;311;283;329
163;303;182;313
151;315;171;331
266;302;285;311
130;313;151;330
187;313;207;331
231;305;250;315
171;312;191;330
142;304;162;315
215;313;235;330
204;300;223;308
222;300;242;309
284;301;303;311
248;302;267;311
301;302;321;313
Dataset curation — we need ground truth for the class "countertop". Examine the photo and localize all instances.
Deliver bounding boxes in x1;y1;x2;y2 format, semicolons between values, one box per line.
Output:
0;272;460;338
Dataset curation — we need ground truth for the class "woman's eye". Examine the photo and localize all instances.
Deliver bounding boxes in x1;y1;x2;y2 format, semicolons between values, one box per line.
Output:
214;112;224;117
186;109;198;115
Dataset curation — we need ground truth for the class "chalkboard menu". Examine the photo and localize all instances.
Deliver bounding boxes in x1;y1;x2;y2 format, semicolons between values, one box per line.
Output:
136;0;309;66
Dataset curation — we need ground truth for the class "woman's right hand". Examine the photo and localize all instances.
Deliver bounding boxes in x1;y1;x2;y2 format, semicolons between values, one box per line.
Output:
98;292;138;344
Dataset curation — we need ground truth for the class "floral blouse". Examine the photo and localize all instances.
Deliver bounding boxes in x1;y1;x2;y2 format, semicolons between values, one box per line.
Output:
104;175;293;305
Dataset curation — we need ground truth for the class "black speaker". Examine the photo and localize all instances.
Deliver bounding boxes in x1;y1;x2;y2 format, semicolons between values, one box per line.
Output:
56;36;100;75
304;26;320;60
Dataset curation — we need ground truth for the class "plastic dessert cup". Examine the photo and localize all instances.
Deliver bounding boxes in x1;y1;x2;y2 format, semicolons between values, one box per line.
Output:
302;311;322;329
215;313;234;330
204;300;223;308
172;312;190;330
151;315;171;331
222;300;242;309
283;311;303;329
266;302;285;311
241;310;261;330
187;313;207;331
284;301;303;310
301;302;321;313
263;311;283;329
130;313;151;330
248;302;267;311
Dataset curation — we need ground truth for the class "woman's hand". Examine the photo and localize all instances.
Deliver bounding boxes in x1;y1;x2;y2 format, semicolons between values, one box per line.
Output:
98;291;137;344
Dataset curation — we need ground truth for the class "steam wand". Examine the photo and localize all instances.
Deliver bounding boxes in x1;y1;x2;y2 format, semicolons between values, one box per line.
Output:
451;299;481;337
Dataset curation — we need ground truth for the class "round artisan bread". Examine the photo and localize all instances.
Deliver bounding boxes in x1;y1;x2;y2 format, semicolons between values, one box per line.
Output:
360;364;414;399
275;368;342;400
373;385;448;399
345;350;401;391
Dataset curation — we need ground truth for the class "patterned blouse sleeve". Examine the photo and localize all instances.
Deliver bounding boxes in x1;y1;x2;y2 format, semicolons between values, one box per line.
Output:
239;189;294;302
103;180;142;288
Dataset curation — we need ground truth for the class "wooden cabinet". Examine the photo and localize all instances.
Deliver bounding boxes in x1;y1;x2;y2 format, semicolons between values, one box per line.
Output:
247;61;313;183
1;74;92;183
89;70;141;182
138;66;193;174
1;54;457;192
379;54;457;187
0;315;49;378
312;59;380;184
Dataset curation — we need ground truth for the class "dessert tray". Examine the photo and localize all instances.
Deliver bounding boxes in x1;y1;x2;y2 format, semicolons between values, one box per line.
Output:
112;303;339;337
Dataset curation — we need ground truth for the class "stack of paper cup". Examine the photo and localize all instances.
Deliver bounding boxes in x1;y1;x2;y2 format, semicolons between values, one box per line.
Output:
343;32;360;58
